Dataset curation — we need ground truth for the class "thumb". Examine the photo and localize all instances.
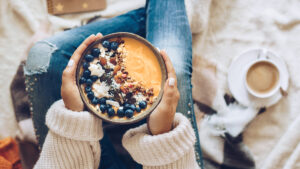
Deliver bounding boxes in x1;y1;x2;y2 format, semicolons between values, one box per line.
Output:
159;78;180;112
163;77;179;100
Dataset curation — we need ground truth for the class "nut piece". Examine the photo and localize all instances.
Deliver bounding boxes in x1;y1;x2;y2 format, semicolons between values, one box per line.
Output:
110;57;117;65
114;75;122;84
113;65;121;75
100;57;107;66
120;86;129;94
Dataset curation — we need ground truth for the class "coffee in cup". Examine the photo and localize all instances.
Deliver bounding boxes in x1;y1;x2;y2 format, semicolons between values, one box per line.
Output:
245;60;280;98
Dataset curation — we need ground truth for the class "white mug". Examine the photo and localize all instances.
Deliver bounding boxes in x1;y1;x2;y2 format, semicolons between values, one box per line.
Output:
244;50;281;98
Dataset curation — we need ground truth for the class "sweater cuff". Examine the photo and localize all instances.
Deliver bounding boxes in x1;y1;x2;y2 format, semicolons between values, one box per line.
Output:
122;113;196;166
46;100;103;141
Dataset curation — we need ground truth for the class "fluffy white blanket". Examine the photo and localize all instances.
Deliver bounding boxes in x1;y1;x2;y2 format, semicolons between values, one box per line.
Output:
192;1;300;168
1;0;300;168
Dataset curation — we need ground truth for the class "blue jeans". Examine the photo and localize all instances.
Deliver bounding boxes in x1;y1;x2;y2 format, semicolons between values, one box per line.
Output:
25;0;203;168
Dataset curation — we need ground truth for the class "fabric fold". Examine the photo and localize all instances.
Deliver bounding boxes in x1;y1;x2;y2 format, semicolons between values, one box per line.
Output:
122;113;198;168
45;100;103;141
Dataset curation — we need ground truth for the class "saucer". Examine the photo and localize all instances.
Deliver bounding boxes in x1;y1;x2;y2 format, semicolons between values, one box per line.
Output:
227;49;289;108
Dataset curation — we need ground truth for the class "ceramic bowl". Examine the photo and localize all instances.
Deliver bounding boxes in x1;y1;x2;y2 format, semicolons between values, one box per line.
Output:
76;32;167;124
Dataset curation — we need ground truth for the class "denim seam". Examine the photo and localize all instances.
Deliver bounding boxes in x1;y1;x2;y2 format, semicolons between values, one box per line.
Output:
24;74;43;150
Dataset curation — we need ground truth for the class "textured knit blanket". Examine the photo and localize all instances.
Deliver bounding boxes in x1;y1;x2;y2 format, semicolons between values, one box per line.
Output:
1;0;300;169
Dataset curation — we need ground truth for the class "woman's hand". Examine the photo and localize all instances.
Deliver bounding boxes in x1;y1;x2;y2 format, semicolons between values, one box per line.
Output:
61;33;103;111
61;35;179;132
147;50;180;135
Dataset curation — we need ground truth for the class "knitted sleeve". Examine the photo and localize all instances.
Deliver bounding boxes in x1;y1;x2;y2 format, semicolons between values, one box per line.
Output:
34;100;103;169
122;113;200;169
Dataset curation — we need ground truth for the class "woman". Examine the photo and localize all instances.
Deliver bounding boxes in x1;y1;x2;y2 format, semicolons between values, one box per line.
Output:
25;0;202;168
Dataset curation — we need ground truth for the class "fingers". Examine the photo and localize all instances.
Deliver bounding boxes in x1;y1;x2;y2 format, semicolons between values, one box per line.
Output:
160;50;180;104
63;33;103;81
72;34;97;65
147;71;180;135
160;50;177;87
168;77;176;87
163;78;180;102
160;50;176;78
95;32;103;39
146;50;179;135
73;33;102;63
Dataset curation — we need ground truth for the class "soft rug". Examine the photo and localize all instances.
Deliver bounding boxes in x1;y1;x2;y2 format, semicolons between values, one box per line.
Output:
1;0;300;169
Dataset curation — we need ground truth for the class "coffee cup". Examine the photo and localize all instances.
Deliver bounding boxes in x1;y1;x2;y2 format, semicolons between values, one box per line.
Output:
244;51;281;98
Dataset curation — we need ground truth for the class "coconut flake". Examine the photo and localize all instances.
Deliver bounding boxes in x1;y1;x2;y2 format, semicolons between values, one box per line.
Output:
117;44;125;53
92;82;110;98
106;100;120;108
89;63;105;77
134;93;146;102
112;79;121;89
98;44;106;57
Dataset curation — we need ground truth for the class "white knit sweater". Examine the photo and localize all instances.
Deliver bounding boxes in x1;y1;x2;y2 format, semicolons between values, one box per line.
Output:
34;100;200;169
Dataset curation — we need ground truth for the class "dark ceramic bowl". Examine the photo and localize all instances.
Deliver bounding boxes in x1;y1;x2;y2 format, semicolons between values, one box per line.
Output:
76;32;167;124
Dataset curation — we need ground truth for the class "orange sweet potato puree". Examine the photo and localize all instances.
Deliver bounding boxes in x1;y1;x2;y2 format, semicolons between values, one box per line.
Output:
123;37;162;97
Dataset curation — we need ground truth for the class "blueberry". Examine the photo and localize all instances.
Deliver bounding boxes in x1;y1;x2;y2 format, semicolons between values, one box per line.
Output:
87;92;94;100
86;79;93;86
85;54;94;62
91;48;100;57
139;101;147;109
107;108;115;117
100;105;107;113
91;75;98;82
85;86;92;92
125;109;134;118
102;40;110;49
129;104;136;111
79;77;86;84
117;108;125;117
135;107;141;113
106;104;112;109
110;42;119;50
124;103;131;110
83;70;91;77
82;62;89;69
99;97;107;104
91;97;98;105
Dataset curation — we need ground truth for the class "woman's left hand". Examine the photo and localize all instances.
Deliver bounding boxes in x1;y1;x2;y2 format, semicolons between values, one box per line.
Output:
147;50;180;135
61;33;103;111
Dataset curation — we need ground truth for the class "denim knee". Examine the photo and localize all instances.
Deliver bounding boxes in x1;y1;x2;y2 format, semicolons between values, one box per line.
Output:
24;40;58;76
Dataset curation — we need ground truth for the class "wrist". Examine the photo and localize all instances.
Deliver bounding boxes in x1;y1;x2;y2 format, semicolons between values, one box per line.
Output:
63;100;84;112
147;112;175;135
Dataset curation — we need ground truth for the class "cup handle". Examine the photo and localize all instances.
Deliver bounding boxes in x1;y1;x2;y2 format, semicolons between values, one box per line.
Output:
280;87;288;97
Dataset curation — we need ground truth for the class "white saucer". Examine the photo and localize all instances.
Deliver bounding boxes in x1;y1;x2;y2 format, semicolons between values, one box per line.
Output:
228;49;289;108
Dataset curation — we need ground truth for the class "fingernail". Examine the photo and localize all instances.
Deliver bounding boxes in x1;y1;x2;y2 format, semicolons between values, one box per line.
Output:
68;59;74;67
96;33;101;36
156;47;160;51
168;78;175;87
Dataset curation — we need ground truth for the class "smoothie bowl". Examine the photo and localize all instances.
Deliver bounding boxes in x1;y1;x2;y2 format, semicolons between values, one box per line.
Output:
76;32;167;124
